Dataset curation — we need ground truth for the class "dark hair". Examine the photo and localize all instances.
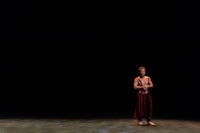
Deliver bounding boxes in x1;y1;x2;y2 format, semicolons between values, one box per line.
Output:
138;66;146;73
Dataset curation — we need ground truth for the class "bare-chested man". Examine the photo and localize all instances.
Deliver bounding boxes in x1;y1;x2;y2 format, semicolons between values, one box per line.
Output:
134;66;155;126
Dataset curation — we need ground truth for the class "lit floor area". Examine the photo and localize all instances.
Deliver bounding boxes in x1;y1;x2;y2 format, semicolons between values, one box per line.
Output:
0;119;199;133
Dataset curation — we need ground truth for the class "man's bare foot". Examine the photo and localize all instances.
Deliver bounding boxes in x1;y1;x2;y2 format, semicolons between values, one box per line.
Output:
148;121;156;126
138;121;144;126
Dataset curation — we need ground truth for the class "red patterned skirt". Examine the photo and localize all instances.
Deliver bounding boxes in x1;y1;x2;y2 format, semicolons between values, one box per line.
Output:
134;92;153;120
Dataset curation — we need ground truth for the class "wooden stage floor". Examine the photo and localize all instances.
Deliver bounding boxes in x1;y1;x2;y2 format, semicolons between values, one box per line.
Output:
0;118;199;133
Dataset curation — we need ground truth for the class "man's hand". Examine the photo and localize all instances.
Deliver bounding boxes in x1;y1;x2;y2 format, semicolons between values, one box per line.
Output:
143;85;149;91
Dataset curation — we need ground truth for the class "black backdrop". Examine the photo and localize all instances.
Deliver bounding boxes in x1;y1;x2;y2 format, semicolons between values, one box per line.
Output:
1;37;200;120
1;1;200;120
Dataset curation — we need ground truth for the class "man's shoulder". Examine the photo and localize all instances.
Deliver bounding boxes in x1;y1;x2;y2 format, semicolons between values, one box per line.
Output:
134;76;140;80
145;76;151;79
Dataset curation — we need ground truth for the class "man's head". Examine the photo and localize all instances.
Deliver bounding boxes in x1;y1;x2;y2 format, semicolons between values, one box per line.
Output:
138;66;146;77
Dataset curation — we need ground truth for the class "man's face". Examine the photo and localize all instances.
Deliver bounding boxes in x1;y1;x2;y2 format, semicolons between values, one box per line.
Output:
140;69;146;76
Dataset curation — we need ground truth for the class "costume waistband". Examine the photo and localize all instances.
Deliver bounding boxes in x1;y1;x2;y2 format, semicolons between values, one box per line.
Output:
138;90;148;94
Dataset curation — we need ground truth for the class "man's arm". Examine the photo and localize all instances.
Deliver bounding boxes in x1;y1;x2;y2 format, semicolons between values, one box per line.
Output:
134;79;143;90
145;77;153;88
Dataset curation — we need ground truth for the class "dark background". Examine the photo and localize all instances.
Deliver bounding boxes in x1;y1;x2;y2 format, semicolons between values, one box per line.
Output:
1;1;200;119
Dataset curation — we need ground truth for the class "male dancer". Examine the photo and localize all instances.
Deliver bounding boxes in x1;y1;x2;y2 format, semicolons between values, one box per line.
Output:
134;66;155;126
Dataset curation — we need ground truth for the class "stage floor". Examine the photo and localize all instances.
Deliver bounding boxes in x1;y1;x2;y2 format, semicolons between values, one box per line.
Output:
0;118;199;133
